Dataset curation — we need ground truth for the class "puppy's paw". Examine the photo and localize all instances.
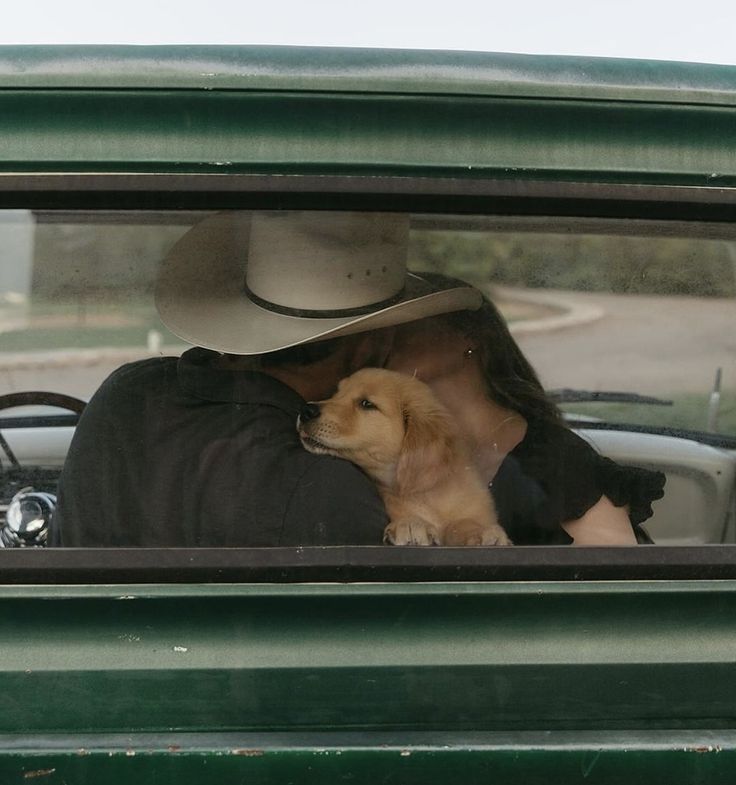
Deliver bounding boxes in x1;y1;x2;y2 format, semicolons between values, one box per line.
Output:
444;519;513;547
384;518;441;546
480;525;513;546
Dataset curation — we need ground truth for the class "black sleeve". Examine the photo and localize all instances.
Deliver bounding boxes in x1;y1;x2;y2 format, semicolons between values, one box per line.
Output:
551;428;609;523
548;426;666;529
595;455;666;527
281;456;389;546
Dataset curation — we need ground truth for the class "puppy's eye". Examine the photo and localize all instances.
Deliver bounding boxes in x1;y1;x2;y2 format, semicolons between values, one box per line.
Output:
359;398;377;411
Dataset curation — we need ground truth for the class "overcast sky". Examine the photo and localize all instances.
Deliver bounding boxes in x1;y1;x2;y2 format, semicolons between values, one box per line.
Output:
2;0;735;67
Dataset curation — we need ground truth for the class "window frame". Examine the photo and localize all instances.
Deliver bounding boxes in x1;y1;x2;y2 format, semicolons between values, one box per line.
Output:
2;545;736;584
0;172;734;583
2;173;736;217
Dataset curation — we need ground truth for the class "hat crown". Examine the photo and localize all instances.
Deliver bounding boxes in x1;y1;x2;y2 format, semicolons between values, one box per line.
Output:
155;210;482;355
246;212;408;312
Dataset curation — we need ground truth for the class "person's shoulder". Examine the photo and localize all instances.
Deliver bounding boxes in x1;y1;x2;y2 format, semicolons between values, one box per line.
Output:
524;417;597;458
106;355;179;384
74;356;181;430
289;450;387;513
282;451;388;545
94;355;179;399
294;450;379;493
516;417;602;496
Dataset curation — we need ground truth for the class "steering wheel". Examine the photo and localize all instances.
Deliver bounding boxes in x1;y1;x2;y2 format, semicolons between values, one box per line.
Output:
0;391;86;547
0;391;86;415
0;391;86;469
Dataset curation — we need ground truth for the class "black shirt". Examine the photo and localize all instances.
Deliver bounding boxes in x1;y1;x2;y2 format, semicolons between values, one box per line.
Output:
491;418;666;544
52;348;388;546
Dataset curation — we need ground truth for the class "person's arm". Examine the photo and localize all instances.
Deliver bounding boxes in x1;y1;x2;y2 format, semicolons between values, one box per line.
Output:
561;495;637;545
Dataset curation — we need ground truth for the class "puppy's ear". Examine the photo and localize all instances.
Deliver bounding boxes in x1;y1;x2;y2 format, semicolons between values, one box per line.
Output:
395;392;457;494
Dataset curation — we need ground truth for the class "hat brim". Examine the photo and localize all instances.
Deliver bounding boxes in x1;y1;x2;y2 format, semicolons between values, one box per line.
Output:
155;212;482;355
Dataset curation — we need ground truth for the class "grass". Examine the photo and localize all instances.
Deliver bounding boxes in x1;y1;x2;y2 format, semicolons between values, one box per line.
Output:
560;392;736;439
2;301;734;440
0;324;182;352
0;300;181;352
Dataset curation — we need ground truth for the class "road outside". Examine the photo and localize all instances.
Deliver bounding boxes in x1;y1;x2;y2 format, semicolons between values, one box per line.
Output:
0;287;734;402
507;287;736;397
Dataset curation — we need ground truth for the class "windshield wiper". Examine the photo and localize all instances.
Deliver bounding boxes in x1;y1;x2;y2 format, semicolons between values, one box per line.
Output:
548;388;674;406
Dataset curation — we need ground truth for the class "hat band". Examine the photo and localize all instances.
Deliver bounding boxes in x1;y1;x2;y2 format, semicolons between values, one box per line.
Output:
244;283;407;319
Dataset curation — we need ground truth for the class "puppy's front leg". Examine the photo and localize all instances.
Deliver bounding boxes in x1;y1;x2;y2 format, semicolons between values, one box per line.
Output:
384;517;441;546
481;525;513;546
444;518;512;546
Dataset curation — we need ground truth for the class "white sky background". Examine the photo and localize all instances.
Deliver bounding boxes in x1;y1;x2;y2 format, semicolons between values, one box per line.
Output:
1;0;735;66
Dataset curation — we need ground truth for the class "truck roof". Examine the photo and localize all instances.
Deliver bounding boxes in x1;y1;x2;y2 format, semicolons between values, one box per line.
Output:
1;45;736;107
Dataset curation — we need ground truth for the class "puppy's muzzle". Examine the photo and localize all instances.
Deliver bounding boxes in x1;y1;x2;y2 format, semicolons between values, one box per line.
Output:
297;403;321;430
297;402;334;455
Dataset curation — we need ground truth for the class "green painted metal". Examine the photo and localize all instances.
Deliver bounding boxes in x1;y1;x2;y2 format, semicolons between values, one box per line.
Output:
1;581;736;779
0;47;735;183
1;46;736;779
1;45;736;106
0;581;735;734
0;731;734;784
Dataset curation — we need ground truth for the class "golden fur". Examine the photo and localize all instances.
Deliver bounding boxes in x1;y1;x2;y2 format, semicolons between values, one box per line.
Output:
298;367;511;546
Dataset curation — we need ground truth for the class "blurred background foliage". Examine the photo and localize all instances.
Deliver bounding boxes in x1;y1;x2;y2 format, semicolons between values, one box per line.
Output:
25;223;736;299
409;231;736;297
26;222;736;299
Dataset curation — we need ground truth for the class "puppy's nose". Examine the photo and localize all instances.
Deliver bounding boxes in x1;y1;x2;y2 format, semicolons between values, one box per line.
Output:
299;403;321;423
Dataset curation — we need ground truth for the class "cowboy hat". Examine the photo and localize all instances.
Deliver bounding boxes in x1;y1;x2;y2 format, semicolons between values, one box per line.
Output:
155;210;482;355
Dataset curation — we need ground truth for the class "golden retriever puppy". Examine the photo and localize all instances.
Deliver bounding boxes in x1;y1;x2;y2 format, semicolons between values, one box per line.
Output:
297;368;511;546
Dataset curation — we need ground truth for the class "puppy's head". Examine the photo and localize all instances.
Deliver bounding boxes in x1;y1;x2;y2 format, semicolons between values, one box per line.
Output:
298;367;455;490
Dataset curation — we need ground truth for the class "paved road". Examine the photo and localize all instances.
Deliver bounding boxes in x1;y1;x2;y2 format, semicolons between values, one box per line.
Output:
513;288;736;396
0;288;734;400
0;347;177;400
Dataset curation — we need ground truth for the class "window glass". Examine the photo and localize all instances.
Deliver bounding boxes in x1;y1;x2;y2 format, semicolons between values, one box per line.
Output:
409;218;736;439
0;209;733;548
0;210;195;397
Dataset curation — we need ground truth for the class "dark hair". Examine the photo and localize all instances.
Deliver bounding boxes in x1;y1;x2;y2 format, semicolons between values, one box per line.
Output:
419;272;563;425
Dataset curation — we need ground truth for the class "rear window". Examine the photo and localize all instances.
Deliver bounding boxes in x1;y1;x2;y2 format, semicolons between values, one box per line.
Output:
0;208;732;554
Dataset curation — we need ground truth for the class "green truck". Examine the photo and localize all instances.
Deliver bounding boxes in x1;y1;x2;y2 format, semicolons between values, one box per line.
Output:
0;46;735;783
